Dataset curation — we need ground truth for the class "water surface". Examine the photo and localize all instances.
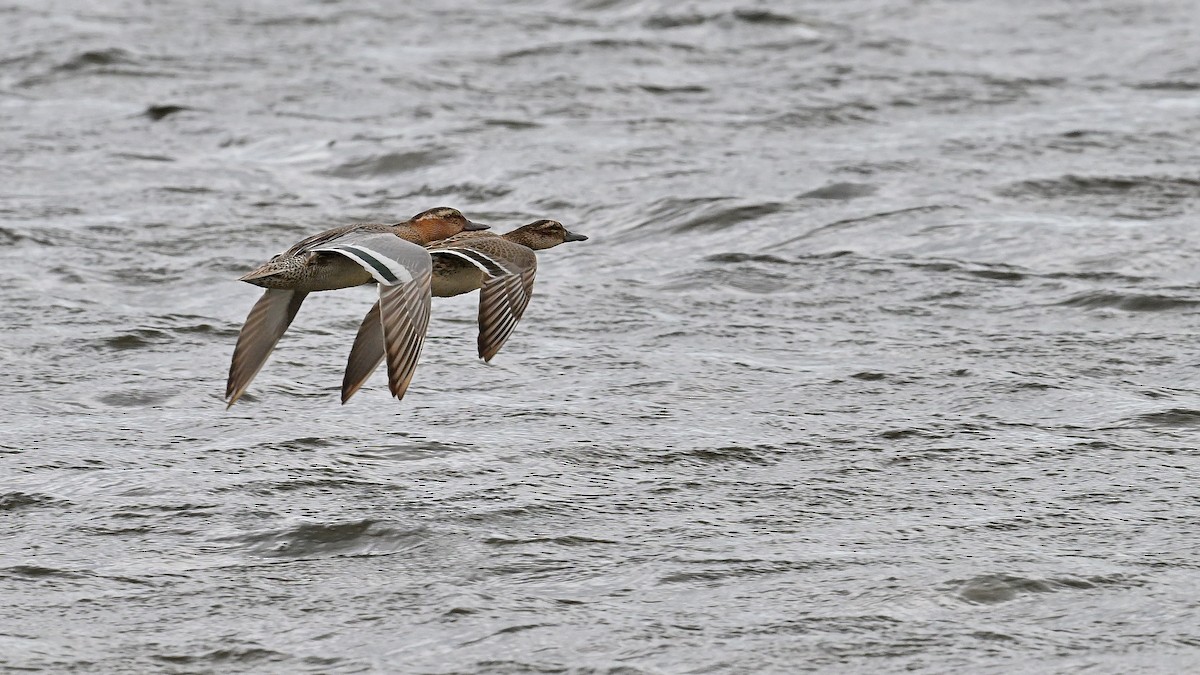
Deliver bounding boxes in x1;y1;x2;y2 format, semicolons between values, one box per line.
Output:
3;0;1200;672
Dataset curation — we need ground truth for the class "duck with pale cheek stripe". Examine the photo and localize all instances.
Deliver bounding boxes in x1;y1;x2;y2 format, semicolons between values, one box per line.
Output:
340;219;588;404
225;207;489;408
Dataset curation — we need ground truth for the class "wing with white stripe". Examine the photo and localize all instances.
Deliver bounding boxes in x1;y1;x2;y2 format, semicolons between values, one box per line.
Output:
311;232;434;402
313;232;431;286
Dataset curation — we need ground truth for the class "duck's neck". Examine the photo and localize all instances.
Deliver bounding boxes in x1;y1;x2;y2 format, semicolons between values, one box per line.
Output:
504;229;548;250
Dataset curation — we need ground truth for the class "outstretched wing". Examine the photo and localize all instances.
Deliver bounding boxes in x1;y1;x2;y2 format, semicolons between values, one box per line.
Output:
226;289;308;408
342;300;385;404
377;269;432;400
477;258;536;362
314;233;434;403
429;239;537;362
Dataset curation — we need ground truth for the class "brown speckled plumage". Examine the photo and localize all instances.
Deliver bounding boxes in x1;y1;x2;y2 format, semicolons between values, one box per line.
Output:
226;207;488;408
338;220;588;400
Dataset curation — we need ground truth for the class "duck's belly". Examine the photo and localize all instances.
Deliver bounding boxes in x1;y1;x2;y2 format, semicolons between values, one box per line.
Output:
432;258;484;297
297;254;375;292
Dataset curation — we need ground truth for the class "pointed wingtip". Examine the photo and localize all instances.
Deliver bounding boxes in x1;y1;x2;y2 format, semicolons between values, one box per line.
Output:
388;382;411;401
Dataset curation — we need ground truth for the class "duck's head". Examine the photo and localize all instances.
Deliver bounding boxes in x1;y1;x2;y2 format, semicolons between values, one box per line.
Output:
507;219;588;250
409;207;490;241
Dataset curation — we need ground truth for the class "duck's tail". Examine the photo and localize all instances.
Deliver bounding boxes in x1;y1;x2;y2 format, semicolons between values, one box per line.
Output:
238;258;299;289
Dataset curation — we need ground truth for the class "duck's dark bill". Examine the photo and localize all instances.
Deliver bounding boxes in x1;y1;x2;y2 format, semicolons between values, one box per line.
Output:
465;220;491;231
564;230;589;242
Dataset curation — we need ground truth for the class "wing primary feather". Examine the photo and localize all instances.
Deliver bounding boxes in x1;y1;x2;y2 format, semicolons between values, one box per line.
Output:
341;300;386;404
378;268;433;401
226;289;307;408
475;265;536;362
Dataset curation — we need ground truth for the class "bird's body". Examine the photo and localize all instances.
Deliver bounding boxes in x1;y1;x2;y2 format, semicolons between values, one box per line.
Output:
429;233;539;297
340;220;588;401
225;207;487;408
239;218;470;292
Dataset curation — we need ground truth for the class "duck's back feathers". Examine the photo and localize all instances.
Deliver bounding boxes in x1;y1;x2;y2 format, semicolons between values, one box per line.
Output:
282;222;395;258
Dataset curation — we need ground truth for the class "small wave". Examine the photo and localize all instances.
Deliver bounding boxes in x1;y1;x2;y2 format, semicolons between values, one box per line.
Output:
771;204;956;248
98;329;169;351
97;389;175;407
638;83;708;95
322;149;451;178
152;646;288;667
1131;80;1200;91
901;258;1029;282
878;427;946;440
766;102;877;127
997;174;1200;219
645;8;799;30
967;268;1026;281
225;519;426;559
890;71;1064;110
158;185;213;194
142;104;190;120
798;182;877;200
659;265;794;293
647;444;789;466
1043;129;1169;153
56;48;137;71
0;492;58;510
1;564;83;579
950;573;1135;605
483;118;542;129
1044;270;1147;283
632;197;787;235
852;372;887;381
399;181;513;202
111;152;175;162
500;39;698;62
342;439;472;461
1058;291;1199;312
644;12;708;29
660;558;813;584
732;9;799;25
24;47;177;84
0;227;24;246
703;252;793;265
483;535;617;547
1000;174;1200;198
1130;408;1200;428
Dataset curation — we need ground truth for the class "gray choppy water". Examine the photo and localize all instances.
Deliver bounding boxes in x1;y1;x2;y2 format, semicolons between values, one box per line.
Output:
4;0;1200;672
